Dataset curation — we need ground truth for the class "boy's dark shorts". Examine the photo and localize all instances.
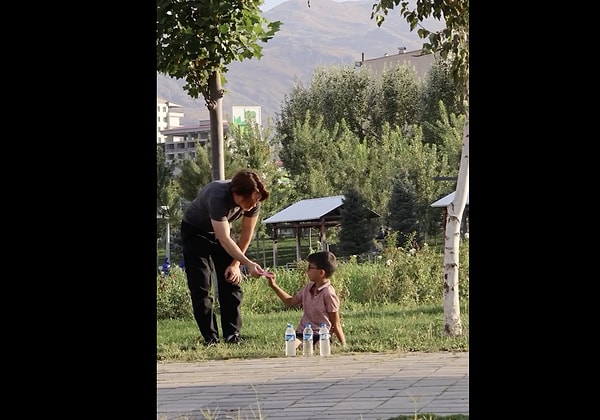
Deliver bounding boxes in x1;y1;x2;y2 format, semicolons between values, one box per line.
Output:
296;332;329;345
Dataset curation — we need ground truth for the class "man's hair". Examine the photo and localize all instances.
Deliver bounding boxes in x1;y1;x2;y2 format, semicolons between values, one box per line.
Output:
230;169;270;201
307;251;337;277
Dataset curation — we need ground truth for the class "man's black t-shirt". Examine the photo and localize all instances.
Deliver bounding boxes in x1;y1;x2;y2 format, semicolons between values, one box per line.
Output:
182;180;260;233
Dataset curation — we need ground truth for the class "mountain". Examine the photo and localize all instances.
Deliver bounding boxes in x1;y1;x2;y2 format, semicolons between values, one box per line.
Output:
156;0;445;126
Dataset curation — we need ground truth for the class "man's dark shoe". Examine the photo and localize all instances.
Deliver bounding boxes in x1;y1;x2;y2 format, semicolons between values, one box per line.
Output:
205;339;219;348
225;334;244;344
197;335;219;347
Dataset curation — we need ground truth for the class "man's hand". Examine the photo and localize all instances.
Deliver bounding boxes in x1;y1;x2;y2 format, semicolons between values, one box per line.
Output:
246;262;266;278
225;265;242;285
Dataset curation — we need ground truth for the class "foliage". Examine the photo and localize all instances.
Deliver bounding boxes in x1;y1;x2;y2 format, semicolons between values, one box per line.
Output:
177;142;212;202
157;266;194;320
420;60;465;144
157;146;184;239
371;0;469;103
274;61;461;225
157;241;469;320
337;188;376;257
368;63;423;138
277;66;372;145
156;0;281;101
157;145;176;207
388;174;422;246
421;101;465;170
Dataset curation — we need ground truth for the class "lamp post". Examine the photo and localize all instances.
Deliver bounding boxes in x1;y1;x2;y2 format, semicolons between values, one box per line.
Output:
159;206;170;262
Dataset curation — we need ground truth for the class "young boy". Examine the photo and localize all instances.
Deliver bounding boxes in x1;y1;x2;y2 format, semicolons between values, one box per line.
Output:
266;251;347;349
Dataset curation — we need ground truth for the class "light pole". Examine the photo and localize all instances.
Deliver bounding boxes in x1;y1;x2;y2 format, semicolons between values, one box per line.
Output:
159;206;170;262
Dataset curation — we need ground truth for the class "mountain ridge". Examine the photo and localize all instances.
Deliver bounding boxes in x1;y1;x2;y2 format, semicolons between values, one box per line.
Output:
157;0;444;125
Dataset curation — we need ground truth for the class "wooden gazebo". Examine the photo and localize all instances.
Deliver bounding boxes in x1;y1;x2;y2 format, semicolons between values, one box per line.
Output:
262;195;380;267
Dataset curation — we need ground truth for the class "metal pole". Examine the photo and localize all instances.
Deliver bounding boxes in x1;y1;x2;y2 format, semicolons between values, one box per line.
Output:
165;217;171;262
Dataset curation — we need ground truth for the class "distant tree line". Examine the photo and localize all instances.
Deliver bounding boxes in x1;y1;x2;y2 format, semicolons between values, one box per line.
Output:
157;59;465;259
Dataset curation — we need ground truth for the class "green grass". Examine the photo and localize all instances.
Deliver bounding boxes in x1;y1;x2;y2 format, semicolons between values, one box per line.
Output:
157;301;468;361
157;241;469;420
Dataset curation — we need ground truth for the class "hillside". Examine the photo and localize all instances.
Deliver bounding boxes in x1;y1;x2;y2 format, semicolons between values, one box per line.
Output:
156;0;445;126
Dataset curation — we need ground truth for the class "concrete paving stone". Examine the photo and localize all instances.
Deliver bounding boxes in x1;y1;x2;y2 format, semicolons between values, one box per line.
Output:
157;351;469;419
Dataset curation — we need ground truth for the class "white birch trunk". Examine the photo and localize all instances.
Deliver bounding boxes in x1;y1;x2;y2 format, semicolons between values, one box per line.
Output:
443;107;469;337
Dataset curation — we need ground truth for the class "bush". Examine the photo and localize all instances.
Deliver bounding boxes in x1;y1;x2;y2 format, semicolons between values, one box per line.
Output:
156;266;193;320
156;241;469;320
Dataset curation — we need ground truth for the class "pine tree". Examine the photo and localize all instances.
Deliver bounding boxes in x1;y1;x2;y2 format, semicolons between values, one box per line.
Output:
388;176;422;248
337;188;374;257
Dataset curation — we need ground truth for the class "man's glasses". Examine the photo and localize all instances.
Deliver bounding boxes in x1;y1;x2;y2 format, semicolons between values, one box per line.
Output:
306;265;320;271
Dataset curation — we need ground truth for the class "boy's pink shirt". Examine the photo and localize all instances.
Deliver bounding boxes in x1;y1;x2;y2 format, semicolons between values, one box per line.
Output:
293;280;340;333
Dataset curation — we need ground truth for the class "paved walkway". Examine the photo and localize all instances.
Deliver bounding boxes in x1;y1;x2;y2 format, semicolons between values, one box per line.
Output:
157;351;468;419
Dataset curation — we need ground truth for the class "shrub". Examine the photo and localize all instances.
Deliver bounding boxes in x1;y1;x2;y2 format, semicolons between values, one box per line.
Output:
156;266;193;320
156;241;469;320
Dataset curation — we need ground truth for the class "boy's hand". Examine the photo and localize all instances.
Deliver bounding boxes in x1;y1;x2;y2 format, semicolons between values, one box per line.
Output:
256;267;275;280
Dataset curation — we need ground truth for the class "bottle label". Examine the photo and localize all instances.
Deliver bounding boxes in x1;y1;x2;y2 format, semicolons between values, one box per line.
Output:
285;334;295;341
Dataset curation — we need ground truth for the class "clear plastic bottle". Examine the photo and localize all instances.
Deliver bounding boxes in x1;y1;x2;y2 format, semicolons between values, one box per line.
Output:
285;323;296;357
319;323;331;357
302;323;314;357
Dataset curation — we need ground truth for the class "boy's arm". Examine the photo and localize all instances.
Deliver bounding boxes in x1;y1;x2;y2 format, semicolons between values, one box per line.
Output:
328;311;346;346
267;277;301;308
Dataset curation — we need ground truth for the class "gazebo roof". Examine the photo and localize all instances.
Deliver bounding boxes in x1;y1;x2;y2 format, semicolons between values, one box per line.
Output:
430;191;470;208
263;195;380;228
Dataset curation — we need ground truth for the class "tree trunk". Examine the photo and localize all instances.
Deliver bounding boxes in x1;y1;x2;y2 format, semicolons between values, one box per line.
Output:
207;71;225;181
443;107;469;337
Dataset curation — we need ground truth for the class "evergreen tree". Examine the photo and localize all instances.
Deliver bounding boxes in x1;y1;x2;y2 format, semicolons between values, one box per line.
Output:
388;175;422;247
337;188;375;257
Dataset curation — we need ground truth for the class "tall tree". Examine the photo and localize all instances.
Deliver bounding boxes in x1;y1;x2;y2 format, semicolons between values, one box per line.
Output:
337;188;374;257
388;173;422;247
157;0;281;180
276;66;372;146
420;59;465;145
177;142;212;201
368;63;423;138
372;0;469;336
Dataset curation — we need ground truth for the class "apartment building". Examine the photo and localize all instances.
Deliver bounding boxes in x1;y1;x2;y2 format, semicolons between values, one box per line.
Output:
355;48;436;79
157;97;184;144
157;96;229;164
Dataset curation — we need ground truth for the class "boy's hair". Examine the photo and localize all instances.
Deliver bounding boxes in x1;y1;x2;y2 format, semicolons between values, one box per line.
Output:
307;251;337;277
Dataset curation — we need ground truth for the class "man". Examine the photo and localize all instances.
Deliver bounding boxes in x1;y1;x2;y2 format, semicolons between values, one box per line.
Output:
180;169;269;345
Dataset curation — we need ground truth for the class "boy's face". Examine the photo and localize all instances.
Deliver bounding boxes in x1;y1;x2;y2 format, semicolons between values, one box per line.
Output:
305;263;324;281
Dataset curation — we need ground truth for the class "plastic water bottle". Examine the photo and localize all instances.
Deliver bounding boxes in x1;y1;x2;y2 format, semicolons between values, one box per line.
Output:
285;323;296;357
302;324;313;357
319;323;331;357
